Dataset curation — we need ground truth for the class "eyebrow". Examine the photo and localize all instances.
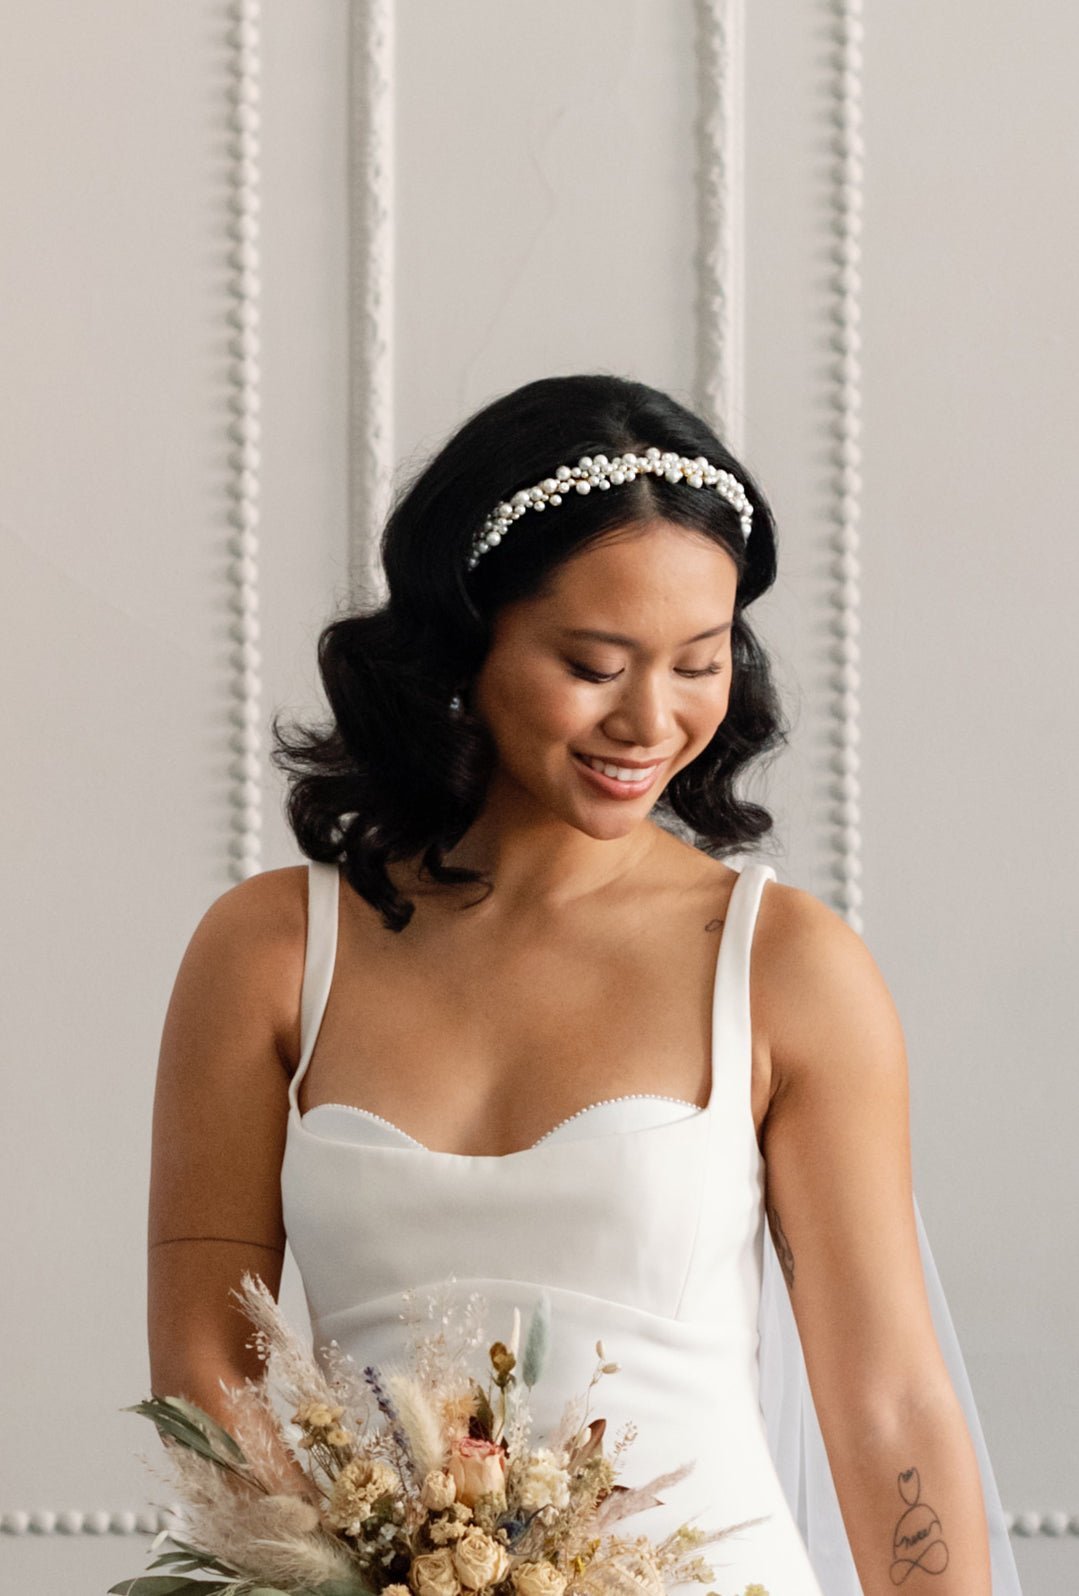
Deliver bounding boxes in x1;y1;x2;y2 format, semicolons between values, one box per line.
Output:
558;622;732;648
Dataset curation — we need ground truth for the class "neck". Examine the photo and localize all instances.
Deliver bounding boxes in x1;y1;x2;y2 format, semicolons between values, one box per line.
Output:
403;785;665;916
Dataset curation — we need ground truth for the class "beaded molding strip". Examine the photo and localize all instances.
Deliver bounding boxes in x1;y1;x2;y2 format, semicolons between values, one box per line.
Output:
349;0;395;607
2;1506;1075;1539
694;0;746;456
225;0;264;882
824;0;865;934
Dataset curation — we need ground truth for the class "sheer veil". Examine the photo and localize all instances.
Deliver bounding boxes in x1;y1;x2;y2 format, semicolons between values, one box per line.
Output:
756;1186;1024;1593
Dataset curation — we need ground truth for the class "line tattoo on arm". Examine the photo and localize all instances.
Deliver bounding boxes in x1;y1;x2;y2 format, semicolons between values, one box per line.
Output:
890;1466;949;1582
766;1199;795;1290
149;1236;285;1252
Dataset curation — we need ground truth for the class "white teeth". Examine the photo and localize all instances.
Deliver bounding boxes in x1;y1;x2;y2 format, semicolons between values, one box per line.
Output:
581;754;655;783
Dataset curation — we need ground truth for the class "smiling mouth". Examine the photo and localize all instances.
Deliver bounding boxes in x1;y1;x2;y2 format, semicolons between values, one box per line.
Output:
571;750;667;783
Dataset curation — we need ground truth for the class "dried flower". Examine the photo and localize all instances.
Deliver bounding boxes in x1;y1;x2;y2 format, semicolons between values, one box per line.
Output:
489;1339;517;1385
430;1515;470;1546
410;1545;462;1596
421;1467;458;1510
510;1560;569;1596
447;1436;507;1508
514;1447;571;1513
293;1399;345;1431
326;1456;401;1534
451;1524;512;1590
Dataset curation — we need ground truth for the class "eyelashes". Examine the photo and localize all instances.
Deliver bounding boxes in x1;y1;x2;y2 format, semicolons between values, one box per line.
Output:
568;662;724;684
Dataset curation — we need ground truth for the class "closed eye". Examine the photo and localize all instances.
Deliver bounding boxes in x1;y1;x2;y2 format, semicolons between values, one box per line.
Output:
568;661;724;683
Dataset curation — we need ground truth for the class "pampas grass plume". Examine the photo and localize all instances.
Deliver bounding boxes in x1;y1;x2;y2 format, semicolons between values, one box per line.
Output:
382;1369;447;1478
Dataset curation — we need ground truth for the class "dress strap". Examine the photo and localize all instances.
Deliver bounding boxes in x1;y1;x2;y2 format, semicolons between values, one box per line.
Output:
709;859;777;1145
287;861;341;1115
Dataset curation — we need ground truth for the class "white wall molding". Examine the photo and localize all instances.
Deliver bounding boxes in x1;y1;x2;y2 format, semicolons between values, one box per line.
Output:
821;0;865;933
225;0;264;882
3;1504;1074;1539
348;0;395;609
693;0;746;459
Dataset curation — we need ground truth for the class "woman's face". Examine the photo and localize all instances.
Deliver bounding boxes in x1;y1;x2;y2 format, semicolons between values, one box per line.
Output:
469;517;740;837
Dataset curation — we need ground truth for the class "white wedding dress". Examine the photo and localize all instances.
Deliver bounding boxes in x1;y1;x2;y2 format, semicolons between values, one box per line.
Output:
281;860;1022;1595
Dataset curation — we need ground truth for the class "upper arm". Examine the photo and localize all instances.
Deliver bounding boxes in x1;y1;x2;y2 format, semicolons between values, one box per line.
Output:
758;885;954;1432
146;866;306;1396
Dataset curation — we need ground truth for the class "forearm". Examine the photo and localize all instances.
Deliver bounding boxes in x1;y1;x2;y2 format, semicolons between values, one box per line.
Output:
824;1388;991;1596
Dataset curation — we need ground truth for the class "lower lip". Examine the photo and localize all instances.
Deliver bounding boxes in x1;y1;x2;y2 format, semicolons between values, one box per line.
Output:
571;751;665;799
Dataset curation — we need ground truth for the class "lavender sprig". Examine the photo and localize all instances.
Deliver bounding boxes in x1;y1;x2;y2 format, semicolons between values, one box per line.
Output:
362;1363;421;1491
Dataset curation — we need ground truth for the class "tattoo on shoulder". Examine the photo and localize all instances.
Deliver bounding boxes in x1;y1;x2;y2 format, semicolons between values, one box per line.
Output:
766;1200;795;1290
704;916;724;934
890;1466;949;1581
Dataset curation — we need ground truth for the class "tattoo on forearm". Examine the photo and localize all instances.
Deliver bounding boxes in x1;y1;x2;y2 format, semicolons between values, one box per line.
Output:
889;1466;949;1582
766;1200;795;1290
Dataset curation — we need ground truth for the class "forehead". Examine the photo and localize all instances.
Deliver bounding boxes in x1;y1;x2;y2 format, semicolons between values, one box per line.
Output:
524;519;739;626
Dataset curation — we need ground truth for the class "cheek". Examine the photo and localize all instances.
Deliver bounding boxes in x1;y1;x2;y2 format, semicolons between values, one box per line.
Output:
482;657;578;743
674;680;731;761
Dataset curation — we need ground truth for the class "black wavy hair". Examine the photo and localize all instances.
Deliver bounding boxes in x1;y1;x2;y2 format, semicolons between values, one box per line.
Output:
270;373;790;932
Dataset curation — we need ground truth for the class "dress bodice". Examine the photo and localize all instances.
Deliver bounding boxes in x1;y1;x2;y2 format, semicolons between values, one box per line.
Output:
280;856;829;1594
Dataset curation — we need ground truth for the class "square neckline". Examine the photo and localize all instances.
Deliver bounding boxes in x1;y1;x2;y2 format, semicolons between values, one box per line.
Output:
287;861;766;1164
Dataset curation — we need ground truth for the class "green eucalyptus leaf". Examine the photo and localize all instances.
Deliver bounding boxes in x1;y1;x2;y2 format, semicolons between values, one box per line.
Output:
123;1397;249;1466
145;1538;237;1575
107;1578;234;1595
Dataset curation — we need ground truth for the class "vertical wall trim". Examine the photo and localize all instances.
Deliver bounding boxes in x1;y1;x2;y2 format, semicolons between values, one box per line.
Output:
694;0;746;456
348;0;396;609
824;0;865;932
225;0;264;882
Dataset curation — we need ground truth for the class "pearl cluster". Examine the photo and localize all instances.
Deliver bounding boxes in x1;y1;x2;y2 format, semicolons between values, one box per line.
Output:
466;447;753;571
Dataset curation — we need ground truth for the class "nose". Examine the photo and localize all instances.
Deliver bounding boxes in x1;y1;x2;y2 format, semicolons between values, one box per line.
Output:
601;670;677;749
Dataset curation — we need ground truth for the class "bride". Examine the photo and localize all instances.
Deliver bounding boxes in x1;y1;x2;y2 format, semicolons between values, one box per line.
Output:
147;373;1022;1594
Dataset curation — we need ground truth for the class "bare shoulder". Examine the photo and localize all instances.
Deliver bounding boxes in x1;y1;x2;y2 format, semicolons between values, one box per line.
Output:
751;876;907;1100
180;863;309;1070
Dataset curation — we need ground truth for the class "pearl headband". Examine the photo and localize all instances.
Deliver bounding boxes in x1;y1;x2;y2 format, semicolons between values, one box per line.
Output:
466;446;753;571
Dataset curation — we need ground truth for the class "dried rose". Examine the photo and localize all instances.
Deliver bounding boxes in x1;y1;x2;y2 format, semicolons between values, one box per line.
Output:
421;1468;458;1511
447;1436;506;1509
489;1340;516;1383
451;1525;511;1591
510;1562;568;1596
409;1546;462;1596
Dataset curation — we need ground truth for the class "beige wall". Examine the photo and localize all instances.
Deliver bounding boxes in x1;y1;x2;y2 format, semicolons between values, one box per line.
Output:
2;3;1073;1591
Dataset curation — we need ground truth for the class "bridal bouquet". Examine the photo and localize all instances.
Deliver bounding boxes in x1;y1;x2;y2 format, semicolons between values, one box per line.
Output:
114;1273;768;1596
